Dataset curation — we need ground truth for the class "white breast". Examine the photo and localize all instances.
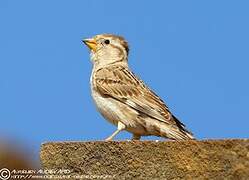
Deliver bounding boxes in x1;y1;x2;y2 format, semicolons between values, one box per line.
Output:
90;71;121;126
89;68;143;133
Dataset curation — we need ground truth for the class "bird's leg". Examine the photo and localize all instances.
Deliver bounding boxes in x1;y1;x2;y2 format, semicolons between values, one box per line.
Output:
132;134;141;140
105;121;126;141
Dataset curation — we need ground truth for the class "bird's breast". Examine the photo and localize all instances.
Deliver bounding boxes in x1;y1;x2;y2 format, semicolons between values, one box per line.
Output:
90;72;120;126
90;88;121;126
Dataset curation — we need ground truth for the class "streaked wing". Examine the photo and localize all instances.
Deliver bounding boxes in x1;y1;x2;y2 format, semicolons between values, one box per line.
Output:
94;65;176;125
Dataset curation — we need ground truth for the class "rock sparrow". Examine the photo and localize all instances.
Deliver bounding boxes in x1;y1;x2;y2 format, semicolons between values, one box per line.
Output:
83;34;194;141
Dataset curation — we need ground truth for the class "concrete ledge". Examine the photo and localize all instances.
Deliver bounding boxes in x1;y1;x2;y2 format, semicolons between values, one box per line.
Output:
40;139;249;179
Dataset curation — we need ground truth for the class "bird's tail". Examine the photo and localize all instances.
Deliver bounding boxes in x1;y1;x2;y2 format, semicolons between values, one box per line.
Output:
167;126;195;140
166;115;195;141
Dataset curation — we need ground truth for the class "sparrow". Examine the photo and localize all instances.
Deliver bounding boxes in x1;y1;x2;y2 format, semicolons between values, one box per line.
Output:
83;34;194;141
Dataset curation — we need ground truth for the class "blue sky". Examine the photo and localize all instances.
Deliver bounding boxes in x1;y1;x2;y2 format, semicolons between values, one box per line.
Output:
0;1;248;160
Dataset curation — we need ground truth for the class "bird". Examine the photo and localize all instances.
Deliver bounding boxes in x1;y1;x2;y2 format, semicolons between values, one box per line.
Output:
82;34;194;141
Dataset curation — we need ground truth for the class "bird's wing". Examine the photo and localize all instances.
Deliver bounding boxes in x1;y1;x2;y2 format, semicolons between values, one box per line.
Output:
94;65;181;126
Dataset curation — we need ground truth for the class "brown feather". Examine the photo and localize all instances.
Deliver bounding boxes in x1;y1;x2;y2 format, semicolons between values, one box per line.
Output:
94;65;180;126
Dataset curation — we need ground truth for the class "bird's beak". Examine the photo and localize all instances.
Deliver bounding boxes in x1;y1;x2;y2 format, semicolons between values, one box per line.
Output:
82;38;97;52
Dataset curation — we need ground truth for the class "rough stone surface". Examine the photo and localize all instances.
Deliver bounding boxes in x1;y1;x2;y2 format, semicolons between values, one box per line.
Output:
40;139;249;179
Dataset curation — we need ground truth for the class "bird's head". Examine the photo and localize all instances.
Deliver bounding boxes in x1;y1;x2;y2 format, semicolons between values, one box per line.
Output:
83;34;129;67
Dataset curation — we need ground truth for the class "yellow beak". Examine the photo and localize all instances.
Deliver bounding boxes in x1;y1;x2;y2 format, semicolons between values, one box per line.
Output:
82;38;97;52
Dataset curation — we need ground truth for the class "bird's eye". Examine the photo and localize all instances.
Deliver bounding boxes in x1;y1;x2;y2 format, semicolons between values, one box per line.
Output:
104;39;110;45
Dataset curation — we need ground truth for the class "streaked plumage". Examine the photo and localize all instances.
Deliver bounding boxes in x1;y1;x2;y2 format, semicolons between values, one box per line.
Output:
83;34;194;141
